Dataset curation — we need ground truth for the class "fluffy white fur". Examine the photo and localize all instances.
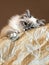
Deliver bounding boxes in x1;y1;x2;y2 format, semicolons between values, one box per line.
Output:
8;15;24;32
0;10;45;40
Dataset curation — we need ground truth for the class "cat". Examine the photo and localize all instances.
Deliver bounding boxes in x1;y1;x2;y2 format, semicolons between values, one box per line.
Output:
0;10;45;41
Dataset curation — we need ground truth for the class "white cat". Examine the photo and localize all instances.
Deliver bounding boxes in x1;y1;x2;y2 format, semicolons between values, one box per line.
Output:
0;10;45;41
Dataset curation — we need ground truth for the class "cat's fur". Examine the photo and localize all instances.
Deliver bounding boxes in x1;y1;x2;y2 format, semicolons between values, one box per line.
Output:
0;10;45;41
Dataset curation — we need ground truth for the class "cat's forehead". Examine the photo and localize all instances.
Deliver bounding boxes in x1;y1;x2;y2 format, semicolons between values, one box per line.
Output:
20;10;37;22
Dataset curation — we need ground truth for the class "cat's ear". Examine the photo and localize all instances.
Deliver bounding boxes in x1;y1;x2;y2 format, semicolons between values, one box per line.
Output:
24;9;31;18
25;9;31;18
21;9;31;18
37;19;46;26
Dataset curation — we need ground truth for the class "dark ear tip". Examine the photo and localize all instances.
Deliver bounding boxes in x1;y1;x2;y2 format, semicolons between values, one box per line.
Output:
41;19;46;22
25;9;32;18
26;9;30;14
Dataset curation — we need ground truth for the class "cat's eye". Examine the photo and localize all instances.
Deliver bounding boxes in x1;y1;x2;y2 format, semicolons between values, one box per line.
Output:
24;22;28;25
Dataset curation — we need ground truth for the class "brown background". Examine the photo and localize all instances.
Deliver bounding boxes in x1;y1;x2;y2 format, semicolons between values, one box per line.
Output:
0;0;49;30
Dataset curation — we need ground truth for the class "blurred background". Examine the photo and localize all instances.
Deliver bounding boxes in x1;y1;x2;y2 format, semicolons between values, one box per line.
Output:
0;0;49;30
